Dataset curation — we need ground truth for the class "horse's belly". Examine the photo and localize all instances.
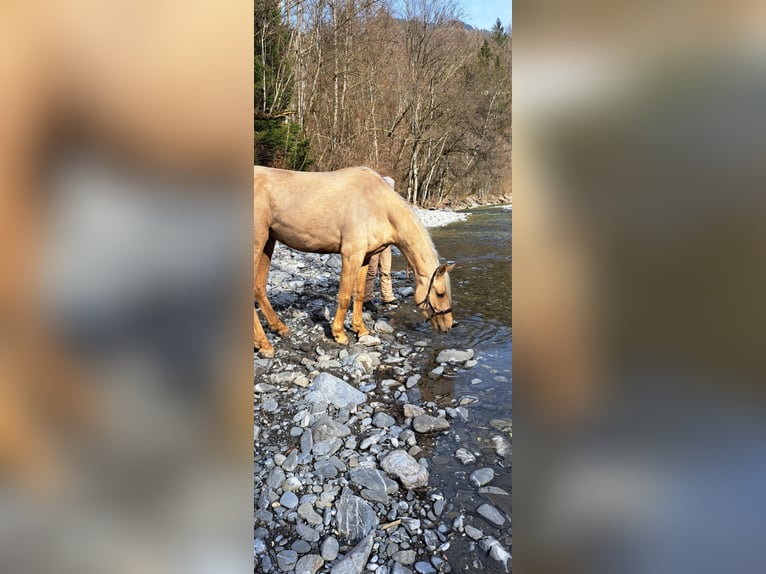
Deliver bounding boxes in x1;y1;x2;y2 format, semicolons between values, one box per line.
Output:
271;225;340;255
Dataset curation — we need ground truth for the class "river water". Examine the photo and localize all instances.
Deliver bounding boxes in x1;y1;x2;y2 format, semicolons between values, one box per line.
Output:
387;206;512;572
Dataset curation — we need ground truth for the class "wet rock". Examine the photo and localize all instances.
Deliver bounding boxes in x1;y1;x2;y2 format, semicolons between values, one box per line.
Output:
349;468;399;494
414;561;437;574
330;533;374;574
295;554;324;574
336;491;379;541
428;366;444;378
436;348;474;363
491;435;512;458
405;374;421;389
412;415;450;434
470;468;495;487
292;539;312;554
455;448;476;465
307;373;366;410
480;537;512;572
321;536;340;561
403;404;425;418
464;524;484;540
477;503;506;527
381;450;429;489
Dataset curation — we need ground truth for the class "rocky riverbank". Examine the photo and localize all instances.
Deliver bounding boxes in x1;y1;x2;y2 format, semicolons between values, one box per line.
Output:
254;209;511;574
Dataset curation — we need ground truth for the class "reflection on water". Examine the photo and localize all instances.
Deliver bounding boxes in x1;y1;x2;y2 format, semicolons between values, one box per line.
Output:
388;206;512;572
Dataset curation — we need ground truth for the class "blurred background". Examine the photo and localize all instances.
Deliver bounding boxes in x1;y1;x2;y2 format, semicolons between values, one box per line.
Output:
0;1;252;572
513;0;766;572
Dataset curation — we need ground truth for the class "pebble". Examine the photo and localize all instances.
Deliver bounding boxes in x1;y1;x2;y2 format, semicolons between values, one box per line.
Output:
455;448;477;465
295;554;324;574
464;525;484;540
321;536;340;561
277;549;298;571
414;562;437;574
330;533;374;574
373;412;396;428
477;503;506;527
280;491;299;509
381;450;429;489
470;468;495;487
435;349;474;363
412;415;450;433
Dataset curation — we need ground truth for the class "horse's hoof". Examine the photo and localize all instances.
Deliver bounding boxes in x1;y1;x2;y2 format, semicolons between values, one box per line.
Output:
257;346;275;358
277;326;291;338
334;334;349;345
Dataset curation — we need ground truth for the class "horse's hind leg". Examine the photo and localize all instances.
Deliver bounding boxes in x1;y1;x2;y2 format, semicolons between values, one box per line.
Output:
253;308;273;357
255;238;290;337
351;262;370;338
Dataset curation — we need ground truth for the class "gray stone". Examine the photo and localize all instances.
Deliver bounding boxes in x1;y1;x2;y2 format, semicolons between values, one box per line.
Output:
477;503;506;527
295;554;324;574
336;491;379;541
414;562;437;574
392;564;413;574
412;415;450;433
277;549;298;571
480;537;512;572
374;319;394;334
330;533;374;574
373;412;396;428
358;334;382;347
297;522;321;542
292;539;312;554
403;404;425;418
491;435;512;458
405;374;421;389
266;467;286;489
313;438;343;457
321;536;340;561
393;549;416;565
350;468;399;494
433;499;446;516
436;348;474;363
280;491;299;509
470;467;495;487
381;450;429;489
301;429;314;454
464;524;484;540
283;450;299;472
307;373;366;410
263;399;279;413
455;448;476;464
298;502;323;525
360;488;389;504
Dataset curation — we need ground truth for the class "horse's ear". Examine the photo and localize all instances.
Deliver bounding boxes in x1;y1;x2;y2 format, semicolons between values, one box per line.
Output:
436;262;455;276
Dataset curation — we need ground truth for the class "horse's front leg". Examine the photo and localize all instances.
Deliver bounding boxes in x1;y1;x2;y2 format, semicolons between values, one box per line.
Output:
351;263;370;338
331;253;363;345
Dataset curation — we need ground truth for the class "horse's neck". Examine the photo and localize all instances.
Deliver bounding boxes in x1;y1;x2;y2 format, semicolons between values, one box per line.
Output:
392;205;438;282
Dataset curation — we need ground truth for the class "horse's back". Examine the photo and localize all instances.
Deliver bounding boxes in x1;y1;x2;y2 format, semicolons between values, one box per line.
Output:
253;166;398;254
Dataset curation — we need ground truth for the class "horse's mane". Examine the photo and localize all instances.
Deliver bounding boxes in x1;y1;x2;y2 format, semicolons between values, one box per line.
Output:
361;167;441;264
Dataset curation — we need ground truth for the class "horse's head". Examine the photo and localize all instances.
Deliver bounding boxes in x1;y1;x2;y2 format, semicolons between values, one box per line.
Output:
415;263;456;333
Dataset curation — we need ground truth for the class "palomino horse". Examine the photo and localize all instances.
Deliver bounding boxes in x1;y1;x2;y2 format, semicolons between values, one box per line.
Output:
254;166;455;356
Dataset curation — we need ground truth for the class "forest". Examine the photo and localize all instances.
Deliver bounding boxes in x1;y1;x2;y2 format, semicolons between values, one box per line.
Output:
255;0;511;207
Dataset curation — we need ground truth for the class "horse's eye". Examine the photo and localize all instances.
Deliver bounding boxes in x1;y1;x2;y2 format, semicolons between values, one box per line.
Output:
436;292;445;298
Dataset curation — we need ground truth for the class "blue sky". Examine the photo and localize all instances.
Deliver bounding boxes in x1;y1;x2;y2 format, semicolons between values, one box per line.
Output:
460;0;512;32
